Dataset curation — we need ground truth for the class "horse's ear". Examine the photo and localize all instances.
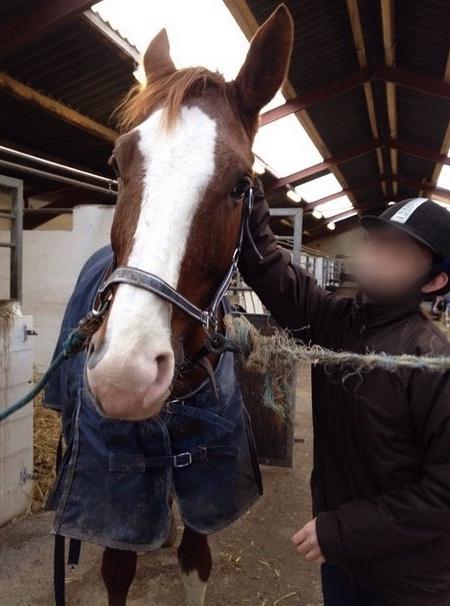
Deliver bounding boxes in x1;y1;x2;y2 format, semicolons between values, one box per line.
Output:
143;28;176;82
234;4;293;114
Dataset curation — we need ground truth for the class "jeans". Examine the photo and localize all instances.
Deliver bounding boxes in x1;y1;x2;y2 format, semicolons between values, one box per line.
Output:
321;564;388;606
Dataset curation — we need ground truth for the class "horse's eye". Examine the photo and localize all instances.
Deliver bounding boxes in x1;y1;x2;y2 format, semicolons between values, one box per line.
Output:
230;178;251;200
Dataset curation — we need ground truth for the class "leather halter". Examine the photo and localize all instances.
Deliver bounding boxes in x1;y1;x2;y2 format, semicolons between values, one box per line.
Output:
92;187;261;335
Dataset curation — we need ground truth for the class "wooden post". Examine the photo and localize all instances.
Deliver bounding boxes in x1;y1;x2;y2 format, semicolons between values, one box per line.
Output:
0;72;117;144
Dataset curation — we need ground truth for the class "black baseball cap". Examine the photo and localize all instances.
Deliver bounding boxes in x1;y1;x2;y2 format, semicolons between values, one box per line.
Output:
361;198;450;261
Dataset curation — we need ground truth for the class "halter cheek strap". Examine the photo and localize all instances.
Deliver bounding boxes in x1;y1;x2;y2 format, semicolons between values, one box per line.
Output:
93;188;262;330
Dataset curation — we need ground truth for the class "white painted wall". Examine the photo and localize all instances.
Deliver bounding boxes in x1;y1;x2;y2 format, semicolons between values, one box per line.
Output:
0;205;114;371
0;309;34;524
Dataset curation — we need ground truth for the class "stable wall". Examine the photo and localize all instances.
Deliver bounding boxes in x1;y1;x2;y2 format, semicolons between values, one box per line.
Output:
0;205;114;371
0;310;34;525
307;225;362;259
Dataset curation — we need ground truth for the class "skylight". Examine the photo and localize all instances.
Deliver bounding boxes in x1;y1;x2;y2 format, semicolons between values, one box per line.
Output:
314;195;354;219
295;173;343;203
433;149;450;210
437;164;450;192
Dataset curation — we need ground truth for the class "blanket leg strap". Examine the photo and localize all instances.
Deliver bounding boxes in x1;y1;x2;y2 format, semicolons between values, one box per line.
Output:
54;534;65;606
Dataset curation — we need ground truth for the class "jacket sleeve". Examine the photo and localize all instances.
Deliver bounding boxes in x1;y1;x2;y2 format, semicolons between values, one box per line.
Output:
238;186;350;344
316;371;450;562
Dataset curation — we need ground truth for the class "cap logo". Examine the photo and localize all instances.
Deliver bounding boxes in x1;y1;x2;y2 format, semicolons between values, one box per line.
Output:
390;198;427;224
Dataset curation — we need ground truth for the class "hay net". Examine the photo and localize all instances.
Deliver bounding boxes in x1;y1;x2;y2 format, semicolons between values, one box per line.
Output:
224;314;450;415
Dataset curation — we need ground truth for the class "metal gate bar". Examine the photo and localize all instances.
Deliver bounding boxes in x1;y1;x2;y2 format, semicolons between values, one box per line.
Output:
0;175;23;302
0;144;117;187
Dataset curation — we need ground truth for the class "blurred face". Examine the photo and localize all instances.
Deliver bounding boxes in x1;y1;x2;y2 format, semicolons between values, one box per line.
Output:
353;227;435;300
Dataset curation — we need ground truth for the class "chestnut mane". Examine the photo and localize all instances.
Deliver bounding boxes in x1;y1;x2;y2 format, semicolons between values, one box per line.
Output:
115;67;229;132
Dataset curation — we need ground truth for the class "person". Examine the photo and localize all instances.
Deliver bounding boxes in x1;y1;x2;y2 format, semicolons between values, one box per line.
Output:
238;192;450;606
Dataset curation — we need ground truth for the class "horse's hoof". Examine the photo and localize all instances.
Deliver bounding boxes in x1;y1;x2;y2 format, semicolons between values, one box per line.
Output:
163;512;178;548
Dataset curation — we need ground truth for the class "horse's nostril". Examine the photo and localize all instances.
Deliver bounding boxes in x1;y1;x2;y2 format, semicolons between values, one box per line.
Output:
154;353;174;385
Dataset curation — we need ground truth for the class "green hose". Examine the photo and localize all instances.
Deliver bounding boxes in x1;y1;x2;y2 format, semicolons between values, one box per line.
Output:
0;330;86;423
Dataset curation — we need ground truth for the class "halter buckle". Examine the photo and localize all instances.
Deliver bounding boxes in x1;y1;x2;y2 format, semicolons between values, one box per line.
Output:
173;452;192;468
91;290;113;318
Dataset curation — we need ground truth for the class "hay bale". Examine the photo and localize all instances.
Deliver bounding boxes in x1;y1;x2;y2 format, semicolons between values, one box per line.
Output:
32;386;60;511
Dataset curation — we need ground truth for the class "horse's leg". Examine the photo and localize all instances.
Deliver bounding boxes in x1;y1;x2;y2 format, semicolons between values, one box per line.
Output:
101;547;137;606
178;527;212;606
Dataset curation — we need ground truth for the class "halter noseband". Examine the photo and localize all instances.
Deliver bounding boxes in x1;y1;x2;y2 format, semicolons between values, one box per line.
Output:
92;187;261;334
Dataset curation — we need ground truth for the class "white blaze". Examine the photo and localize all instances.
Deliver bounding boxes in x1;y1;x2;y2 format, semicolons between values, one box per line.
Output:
106;106;217;356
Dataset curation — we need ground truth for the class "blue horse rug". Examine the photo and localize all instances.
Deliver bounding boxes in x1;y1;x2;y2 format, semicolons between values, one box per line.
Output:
44;246;262;551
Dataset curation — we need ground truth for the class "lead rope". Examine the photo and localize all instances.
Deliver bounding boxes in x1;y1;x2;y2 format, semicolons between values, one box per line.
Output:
0;309;104;423
0;188;259;424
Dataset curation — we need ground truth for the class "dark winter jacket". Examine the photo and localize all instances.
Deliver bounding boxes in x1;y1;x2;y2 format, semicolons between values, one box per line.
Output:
238;189;450;606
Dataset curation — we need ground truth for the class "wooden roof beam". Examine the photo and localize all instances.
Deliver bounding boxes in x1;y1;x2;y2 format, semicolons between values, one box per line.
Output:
345;0;386;196
0;0;97;60
0;72;117;143
429;50;450;189
305;178;387;209
381;0;397;196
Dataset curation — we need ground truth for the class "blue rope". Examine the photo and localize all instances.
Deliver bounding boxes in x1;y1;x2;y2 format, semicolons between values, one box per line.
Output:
0;329;87;423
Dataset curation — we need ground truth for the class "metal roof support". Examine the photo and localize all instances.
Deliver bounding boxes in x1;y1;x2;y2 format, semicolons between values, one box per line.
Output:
269;139;450;192
376;65;450;101
389;139;450;167
390;176;450;204
305;178;387;209
260;67;450;128
269;140;379;191
260;68;373;126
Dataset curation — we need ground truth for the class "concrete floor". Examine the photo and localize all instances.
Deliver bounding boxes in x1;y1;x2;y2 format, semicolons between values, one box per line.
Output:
0;368;322;606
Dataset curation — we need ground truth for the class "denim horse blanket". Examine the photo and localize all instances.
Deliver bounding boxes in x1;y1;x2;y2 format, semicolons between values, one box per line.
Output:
44;246;262;551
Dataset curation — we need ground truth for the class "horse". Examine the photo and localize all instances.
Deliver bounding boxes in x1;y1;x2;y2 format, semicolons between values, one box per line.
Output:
44;6;293;605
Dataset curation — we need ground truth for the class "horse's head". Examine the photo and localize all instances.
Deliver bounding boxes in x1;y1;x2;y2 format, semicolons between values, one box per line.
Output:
86;5;293;420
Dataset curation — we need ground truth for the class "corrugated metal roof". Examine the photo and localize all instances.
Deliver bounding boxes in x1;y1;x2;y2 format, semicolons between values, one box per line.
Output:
307;87;373;154
0;0;449;236
0;92;112;172
0;17;136;128
245;0;450;238
249;0;359;95
396;0;450;78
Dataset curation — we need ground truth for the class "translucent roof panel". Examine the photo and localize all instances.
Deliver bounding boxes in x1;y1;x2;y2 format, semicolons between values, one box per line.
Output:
437;163;450;191
294;173;343;202
253;97;323;177
93;0;324;178
314;195;354;218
